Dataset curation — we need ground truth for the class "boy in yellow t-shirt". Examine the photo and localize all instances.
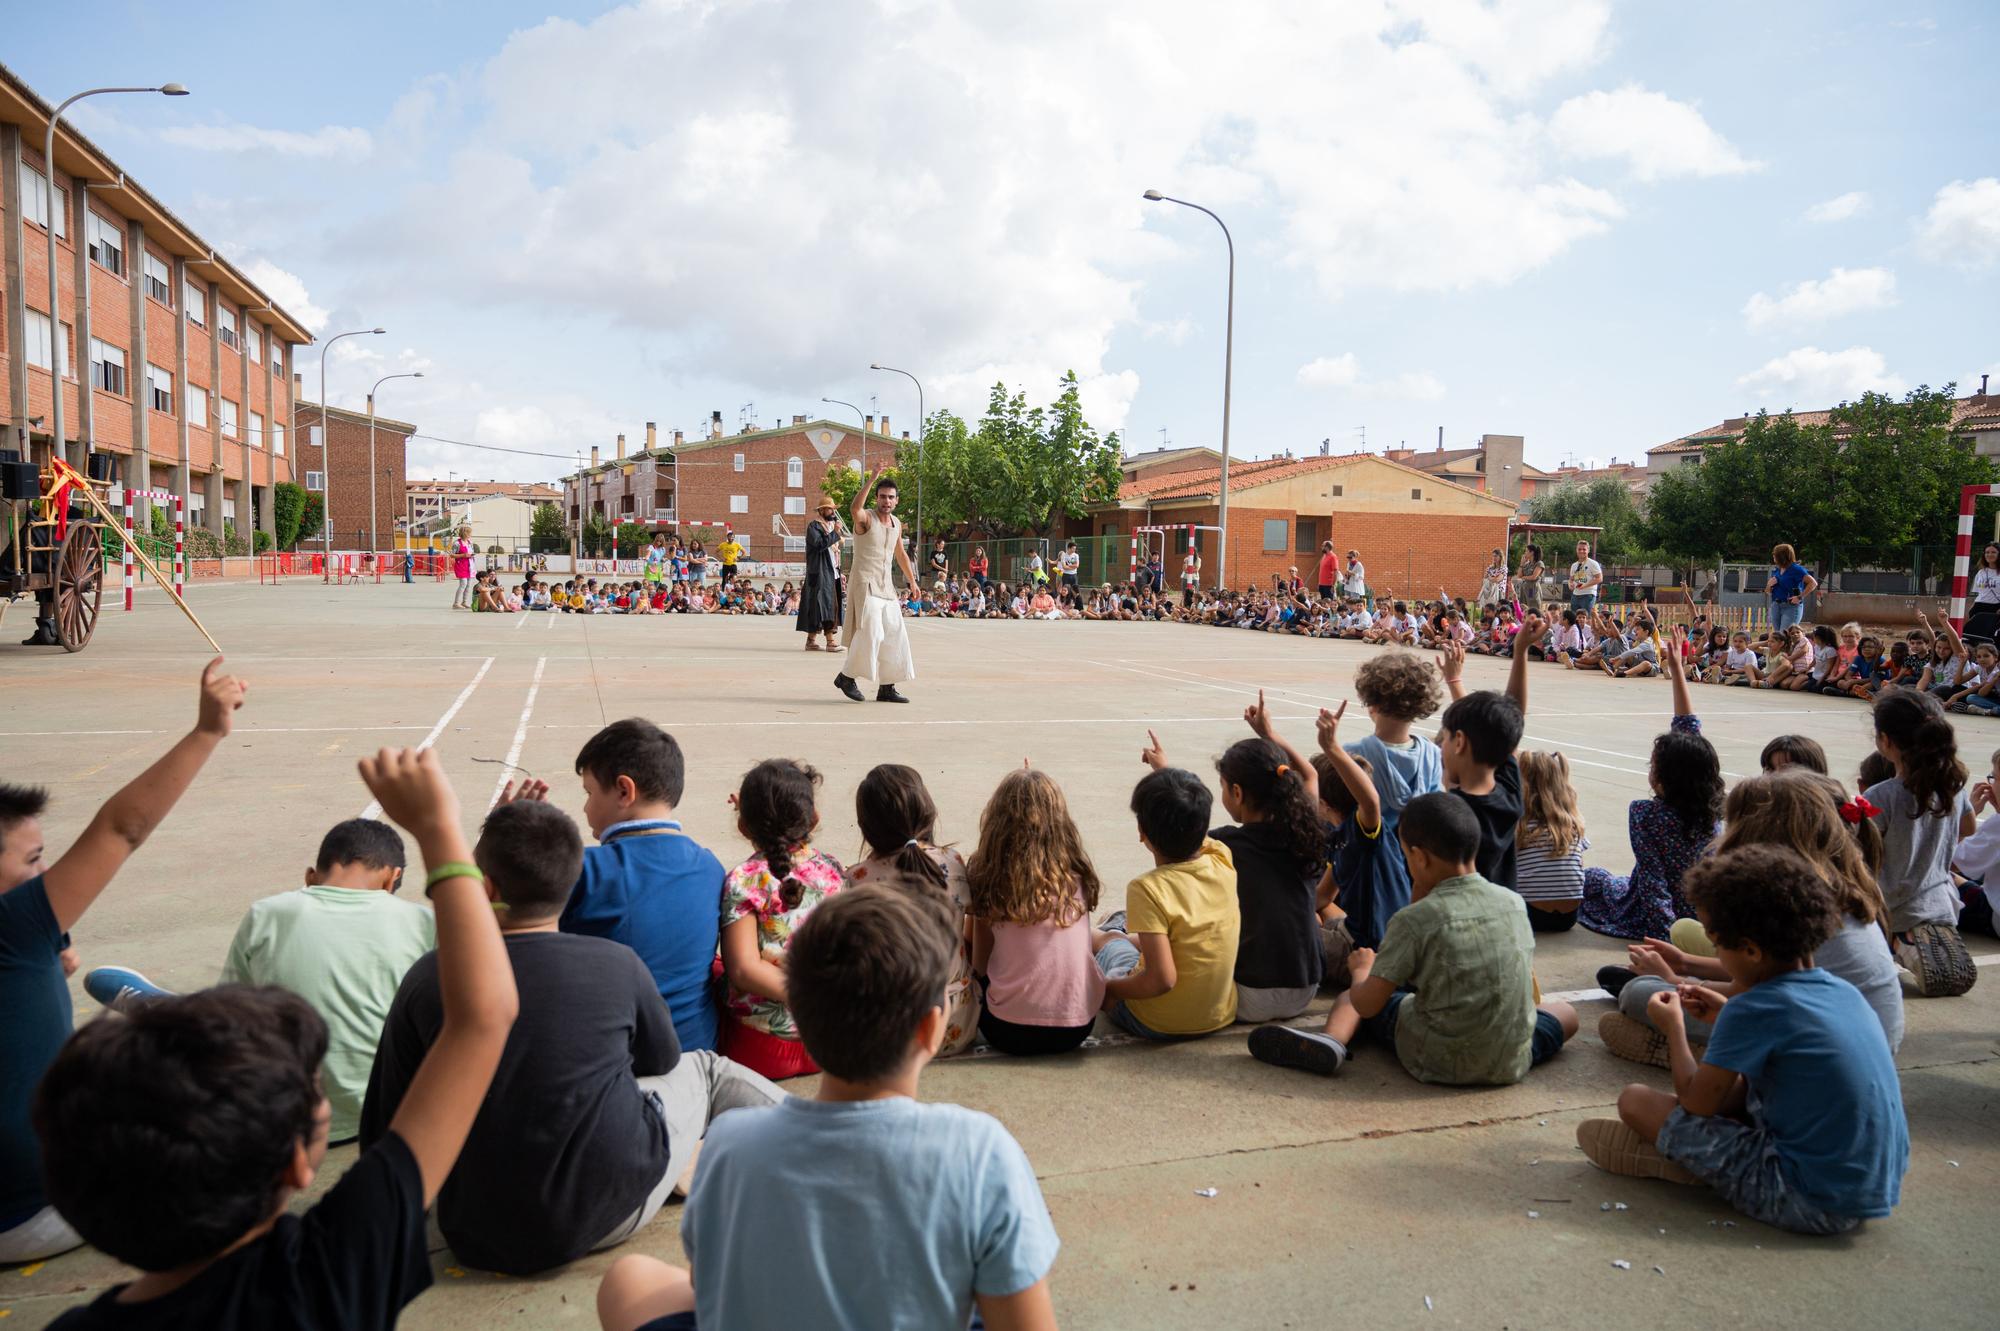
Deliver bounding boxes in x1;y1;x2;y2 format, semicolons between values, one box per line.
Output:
1093;758;1241;1038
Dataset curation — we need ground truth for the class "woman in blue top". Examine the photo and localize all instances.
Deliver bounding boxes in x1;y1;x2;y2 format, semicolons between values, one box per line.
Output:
1765;543;1817;632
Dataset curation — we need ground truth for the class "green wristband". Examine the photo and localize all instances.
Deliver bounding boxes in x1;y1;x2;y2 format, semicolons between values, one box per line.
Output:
423;861;483;895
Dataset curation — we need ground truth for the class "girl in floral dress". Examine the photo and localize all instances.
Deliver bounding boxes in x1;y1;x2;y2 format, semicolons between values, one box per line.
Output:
1579;628;1726;940
718;759;846;1079
847;763;978;1056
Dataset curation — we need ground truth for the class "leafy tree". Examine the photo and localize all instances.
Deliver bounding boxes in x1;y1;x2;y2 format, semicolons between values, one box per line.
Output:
529;502;567;551
298;491;325;546
614;522;645;558
273;481;305;549
580;513;614;558
253;529;273;554
1520;476;1654;563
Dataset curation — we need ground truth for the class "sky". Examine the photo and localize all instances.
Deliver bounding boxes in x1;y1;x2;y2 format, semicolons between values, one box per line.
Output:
13;0;1998;486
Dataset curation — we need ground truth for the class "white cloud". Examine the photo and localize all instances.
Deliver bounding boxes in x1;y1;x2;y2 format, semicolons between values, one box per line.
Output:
1297;353;1445;400
1803;191;1868;223
1141;316;1195;345
1916;177;2000;270
1736;346;1907;405
1547;84;1759;182
1742;267;1897;330
240;259;328;334
329;0;1734;427
158;122;372;160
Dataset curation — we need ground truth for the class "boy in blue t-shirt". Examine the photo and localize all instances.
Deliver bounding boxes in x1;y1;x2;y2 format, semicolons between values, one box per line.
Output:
560;719;727;1051
595;886;1059;1331
1579;844;1909;1234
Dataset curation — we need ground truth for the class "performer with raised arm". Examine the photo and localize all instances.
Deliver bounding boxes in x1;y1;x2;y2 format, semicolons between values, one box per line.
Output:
834;467;919;703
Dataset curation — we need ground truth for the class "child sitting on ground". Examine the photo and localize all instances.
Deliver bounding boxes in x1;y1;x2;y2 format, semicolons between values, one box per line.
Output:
1914;609;1966;700
1761;733;1828;774
1307;716;1374;985
35;746;518;1327
594;887;1060;1331
1248;792;1576;1082
1718;629;1763;686
562;720;728;1052
1945;640;2000;714
848;764;978;1057
966;767;1106;1056
362;797;781;1276
719;760;847;1078
1514;751;1588;933
0;658;246;1266
1093;759;1241;1038
1596;770;1904;1068
1864;689;1979;996
1577;844;1908;1236
1579;629;1724;940
83;816;436;1148
1437;618;1542;892
1951;746;2000;939
1336;649;1446;940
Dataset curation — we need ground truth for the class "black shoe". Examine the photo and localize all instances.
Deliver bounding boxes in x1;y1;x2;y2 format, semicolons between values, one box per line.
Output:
834;673;865;702
22;618;58;646
876;685;910;703
1596;964;1637;998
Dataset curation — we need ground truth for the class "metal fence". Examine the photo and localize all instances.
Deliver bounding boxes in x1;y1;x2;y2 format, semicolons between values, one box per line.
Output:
1821;545;1954;598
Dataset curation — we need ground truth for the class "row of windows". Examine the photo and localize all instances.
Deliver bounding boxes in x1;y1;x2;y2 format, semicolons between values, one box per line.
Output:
18;162;286;375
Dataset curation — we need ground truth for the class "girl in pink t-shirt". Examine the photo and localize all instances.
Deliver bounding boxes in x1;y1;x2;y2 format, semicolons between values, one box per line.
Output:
450;527;475;609
966;768;1106;1055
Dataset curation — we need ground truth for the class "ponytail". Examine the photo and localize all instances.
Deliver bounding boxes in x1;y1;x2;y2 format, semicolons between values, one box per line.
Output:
855;764;950;895
1872;690;1966;819
1217;738;1325;877
738;759;822;909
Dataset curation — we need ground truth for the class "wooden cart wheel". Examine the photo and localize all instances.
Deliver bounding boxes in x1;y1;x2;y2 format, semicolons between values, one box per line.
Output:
55;523;104;653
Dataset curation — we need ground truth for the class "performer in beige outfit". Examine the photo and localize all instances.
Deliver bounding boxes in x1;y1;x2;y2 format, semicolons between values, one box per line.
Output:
835;467;920;703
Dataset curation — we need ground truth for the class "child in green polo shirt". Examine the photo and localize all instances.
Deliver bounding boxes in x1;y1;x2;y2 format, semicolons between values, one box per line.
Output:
1250;792;1577;1084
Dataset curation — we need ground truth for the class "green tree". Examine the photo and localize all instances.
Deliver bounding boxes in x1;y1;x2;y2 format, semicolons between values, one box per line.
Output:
1520;476;1653;563
581;513;614;558
529;501;567;551
299;492;325;547
273;481;305;549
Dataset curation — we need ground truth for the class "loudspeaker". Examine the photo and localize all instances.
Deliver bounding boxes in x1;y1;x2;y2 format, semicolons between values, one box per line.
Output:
87;452;118;483
3;461;39;500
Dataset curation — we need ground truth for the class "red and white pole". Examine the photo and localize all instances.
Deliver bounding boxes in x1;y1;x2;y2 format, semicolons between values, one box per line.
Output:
122;489;134;611
173;495;185;601
1948;484;2000;631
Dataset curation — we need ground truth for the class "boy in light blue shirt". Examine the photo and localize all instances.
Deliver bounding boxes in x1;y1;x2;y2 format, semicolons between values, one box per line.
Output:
1579;844;1908;1234
596;886;1060;1331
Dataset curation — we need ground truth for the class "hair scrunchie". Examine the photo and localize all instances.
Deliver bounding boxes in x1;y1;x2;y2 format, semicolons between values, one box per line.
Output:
1840;795;1880;824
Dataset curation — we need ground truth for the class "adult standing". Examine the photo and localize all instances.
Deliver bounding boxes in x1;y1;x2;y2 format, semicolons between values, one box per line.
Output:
1568;540;1603;615
835;468;919;703
1059;540;1081;595
797;497;845;652
1477;548;1509;609
968;545;990;589
1180;545;1202;608
1515;543;1545;614
1342;549;1368;607
451;525;475;610
1967;543;2000;642
717;530;745;586
1315;540;1339;601
1764;544;1818;632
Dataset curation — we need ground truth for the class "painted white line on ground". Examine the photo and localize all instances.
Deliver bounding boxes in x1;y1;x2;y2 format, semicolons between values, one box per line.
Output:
529;713;1295;730
489;656;548;810
1545;950;2000;1006
546;608;558;631
0;724;436;737
514;611;531;630
359;655;495;819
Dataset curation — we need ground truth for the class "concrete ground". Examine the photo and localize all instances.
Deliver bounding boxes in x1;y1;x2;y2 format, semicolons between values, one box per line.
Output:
3;578;1995;1330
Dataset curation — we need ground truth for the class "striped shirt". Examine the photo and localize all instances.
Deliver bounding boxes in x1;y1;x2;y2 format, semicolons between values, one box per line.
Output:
1515;829;1588;904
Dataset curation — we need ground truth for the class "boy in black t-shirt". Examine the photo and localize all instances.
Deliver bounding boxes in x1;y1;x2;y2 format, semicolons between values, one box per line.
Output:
1435;617;1542;891
35;748;519;1331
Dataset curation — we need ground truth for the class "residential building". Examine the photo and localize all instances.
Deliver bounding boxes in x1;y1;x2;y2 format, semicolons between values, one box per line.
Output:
0;61;311;538
1646;381;2000;478
1386;434;1549;502
406;478;560;532
562;413;896;560
1071;451;1518;596
293;397;414;551
416;493;545;553
1121;444;1223;486
1544;457;1651;494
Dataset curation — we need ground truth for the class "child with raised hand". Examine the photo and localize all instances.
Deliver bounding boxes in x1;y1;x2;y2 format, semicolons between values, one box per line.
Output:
1514;751;1588;932
719;760;847;1079
1865;689;1980;996
1438;617;1541;891
1914;608;1967;700
1579;627;1724;941
1094;751;1241;1039
1213;693;1329;1022
1944;640;2000;713
34;746;518;1328
1249;792;1576;1083
1597;770;1904;1069
0;658;246;1266
596;888;1061;1331
1308;707;1377;985
1578;845;1908;1236
849;763;978;1057
1339;649;1446;926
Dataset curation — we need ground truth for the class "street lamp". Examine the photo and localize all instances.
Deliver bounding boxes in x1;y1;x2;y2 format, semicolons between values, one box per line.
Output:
1142;188;1235;590
367;371;423;554
317;326;385;561
822;396;867;475
43;83;188;470
870;362;924;560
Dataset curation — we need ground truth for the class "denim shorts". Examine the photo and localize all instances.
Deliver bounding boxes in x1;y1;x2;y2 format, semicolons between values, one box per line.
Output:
1655;1102;1861;1235
1361;992;1565;1066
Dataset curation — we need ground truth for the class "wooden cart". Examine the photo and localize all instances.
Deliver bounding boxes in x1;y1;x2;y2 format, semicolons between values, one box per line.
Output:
2;453;108;651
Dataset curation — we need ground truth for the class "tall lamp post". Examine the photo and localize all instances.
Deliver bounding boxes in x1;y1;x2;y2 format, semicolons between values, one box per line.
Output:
43;83;188;470
821;395;867;477
870;362;924;560
316;326;385;561
1142;189;1234;590
366;371;423;554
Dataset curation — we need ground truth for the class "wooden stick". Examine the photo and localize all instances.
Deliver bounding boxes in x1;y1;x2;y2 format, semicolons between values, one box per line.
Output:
51;462;222;653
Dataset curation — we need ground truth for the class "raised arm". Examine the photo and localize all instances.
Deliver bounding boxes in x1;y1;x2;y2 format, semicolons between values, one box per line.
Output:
1316;704;1382;831
1665;625;1694;719
1508;613;1543;716
850;467;878;530
361;747;519;1206
1933;605;1964;658
43;657;246;933
1245;689;1319;804
1437;639;1466;703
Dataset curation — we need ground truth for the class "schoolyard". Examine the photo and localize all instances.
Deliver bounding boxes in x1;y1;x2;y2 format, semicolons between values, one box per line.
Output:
3;578;1994;1330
